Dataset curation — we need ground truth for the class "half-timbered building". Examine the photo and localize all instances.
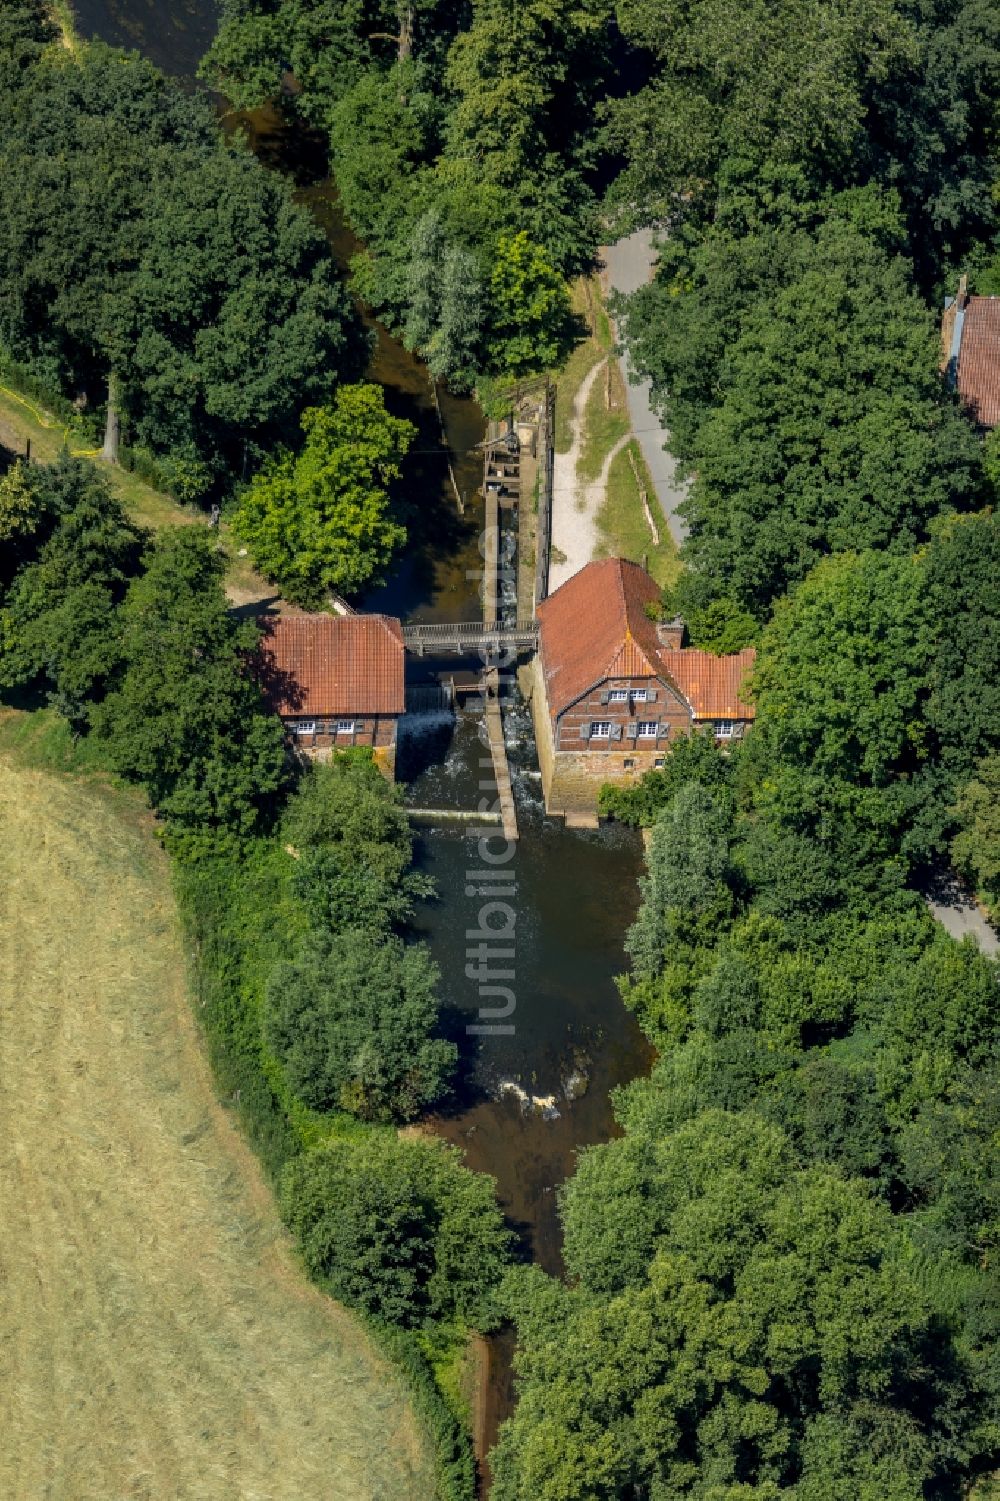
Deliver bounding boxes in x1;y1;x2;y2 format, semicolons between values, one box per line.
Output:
529;558;754;815
258;612;405;777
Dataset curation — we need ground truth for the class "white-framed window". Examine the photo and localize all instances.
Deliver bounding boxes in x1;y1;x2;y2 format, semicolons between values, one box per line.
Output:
293;720;316;736
335;719;356;735
608;689;629;703
631;688;648;702
714;719;735;739
590;720;611;738
654;758;665;769
637;721;658;738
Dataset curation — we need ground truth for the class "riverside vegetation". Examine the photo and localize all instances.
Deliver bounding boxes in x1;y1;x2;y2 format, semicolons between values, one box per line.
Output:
0;456;511;1499
4;0;1000;1494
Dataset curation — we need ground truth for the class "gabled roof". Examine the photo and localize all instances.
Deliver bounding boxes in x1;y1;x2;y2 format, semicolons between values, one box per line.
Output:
258;613;405;718
537;558;662;715
536;558;755;720
957;296;1000;427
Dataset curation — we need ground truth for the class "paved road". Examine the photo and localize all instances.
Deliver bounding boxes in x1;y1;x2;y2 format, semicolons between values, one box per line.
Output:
602;230;689;546
924;872;999;956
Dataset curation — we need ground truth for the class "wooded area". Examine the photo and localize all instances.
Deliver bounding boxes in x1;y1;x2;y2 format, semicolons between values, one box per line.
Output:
3;0;1000;1494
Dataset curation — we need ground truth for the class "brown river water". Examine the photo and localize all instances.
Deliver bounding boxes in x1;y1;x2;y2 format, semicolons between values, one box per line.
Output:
69;0;653;1479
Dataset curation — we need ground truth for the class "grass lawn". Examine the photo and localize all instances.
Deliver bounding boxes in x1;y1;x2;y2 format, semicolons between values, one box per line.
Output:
595;438;683;590
0;718;435;1501
0;382;273;606
553;277;614;454
577;356;631;484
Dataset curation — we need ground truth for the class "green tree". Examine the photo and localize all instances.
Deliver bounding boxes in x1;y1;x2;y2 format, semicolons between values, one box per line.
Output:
92;528;288;834
265;925;455;1120
486;232;576;381
951;756;1000;909
234;385;414;605
0;460;145;720
624;783;734;982
280;1133;510;1327
404;211;485;388
606;0;916;225
281;752;434;930
599;724;731;827
0;459;63;592
926;511;1000;777
0;41;363;483
493;1123;944;1501
749;551;935;859
680;225;983;614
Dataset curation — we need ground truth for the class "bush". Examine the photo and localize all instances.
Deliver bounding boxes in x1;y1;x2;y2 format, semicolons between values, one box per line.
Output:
280;1133;511;1330
265;926;456;1121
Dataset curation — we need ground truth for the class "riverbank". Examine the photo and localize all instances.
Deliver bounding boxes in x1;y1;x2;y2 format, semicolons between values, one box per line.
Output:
50;12;663;1492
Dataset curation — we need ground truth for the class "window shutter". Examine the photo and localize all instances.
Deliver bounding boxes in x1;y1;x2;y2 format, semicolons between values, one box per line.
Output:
626;721;638;739
579;722;591;740
610;723;623;741
647;689;658;702
599;690;610;704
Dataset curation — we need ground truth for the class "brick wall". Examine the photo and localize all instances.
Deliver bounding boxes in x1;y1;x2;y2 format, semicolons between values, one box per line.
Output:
527;659;692;815
283;714;398;770
555;675;691;752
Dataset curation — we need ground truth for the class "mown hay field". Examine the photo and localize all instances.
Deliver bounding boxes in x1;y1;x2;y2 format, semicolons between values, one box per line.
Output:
0;754;436;1501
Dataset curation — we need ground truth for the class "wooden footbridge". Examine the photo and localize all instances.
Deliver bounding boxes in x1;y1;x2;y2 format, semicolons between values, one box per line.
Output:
401;620;538;657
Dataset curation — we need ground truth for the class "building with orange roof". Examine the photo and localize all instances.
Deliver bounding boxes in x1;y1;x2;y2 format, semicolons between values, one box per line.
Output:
942;278;1000;428
528;558;755;815
257;612;405;776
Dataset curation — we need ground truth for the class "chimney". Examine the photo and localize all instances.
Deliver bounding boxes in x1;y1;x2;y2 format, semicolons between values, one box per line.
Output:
656;616;685;651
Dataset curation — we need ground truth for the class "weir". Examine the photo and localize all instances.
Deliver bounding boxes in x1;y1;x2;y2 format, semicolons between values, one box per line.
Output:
484;667;519;842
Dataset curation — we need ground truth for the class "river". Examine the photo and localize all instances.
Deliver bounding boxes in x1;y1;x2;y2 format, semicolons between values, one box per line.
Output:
67;0;653;1481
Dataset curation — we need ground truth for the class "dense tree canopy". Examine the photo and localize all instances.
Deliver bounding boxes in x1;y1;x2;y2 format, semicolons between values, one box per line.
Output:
92;528;289;834
0;460;145;722
280;1133;510;1328
0;34;364;492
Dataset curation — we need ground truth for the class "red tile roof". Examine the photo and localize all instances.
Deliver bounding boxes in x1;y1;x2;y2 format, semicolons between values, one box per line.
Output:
668;648;756;720
537;558;661;715
258;613;405;718
537;558;755;721
957;296;1000;427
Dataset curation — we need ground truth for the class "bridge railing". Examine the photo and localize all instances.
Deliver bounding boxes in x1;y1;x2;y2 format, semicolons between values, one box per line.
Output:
402;620;538;638
402;620;539;654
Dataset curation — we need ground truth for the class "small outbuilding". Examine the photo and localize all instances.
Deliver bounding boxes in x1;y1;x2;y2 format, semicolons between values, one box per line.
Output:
528;558;755;816
257;612;405;776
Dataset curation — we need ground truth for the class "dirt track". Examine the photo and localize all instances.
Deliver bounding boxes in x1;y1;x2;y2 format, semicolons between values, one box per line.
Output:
0;758;434;1501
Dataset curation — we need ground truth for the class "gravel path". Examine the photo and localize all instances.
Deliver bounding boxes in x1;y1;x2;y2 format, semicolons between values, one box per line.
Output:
602;230;689;545
550;360;633;590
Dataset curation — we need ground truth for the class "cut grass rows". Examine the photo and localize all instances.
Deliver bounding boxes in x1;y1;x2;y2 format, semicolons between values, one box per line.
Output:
0;734;436;1501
